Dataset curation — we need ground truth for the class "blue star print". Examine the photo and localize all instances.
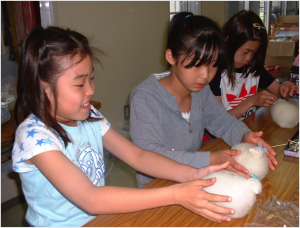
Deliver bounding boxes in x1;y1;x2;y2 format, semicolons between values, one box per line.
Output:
44;137;54;146
27;123;34;128
20;157;27;162
13;165;21;172
257;143;268;153
30;116;40;124
56;135;63;142
36;139;45;146
27;129;38;138
19;143;24;153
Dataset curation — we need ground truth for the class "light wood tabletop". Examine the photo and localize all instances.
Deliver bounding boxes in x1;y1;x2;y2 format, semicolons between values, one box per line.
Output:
84;106;299;227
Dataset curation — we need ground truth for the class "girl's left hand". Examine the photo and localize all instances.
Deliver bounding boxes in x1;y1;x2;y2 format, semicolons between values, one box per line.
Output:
279;81;299;99
242;131;278;170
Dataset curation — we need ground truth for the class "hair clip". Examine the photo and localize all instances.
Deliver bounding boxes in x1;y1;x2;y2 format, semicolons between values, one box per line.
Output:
185;15;192;18
253;23;265;30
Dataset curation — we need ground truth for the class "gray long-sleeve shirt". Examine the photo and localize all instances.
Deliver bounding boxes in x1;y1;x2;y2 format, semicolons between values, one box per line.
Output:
130;72;251;188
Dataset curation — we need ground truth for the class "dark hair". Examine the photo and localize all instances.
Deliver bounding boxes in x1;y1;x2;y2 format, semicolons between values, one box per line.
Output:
222;10;268;88
14;26;103;147
167;12;225;70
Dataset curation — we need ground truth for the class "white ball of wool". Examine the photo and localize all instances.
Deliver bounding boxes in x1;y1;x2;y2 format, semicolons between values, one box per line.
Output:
271;99;299;128
203;170;262;218
232;143;269;180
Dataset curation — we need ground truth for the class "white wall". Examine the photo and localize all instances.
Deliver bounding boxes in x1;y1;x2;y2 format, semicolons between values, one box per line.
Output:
53;1;170;127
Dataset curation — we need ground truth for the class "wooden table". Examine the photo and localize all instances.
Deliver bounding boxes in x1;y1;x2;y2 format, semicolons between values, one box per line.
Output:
84;106;299;227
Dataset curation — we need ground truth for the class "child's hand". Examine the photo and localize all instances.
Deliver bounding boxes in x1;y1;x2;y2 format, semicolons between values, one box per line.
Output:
249;90;278;107
279;81;299;99
242;131;278;170
173;178;234;222
210;150;250;178
194;161;230;179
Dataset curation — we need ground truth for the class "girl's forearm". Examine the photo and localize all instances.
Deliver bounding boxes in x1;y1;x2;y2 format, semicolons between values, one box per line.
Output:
215;95;253;119
86;185;178;214
227;97;254;119
130;148;197;183
103;128;197;184
266;80;281;97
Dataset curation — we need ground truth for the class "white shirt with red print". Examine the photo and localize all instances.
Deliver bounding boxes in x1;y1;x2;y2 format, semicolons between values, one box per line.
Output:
220;72;259;120
209;67;275;120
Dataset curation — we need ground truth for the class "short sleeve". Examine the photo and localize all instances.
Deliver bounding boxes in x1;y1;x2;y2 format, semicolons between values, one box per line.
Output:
89;105;111;136
209;72;222;96
258;68;275;89
12;115;63;173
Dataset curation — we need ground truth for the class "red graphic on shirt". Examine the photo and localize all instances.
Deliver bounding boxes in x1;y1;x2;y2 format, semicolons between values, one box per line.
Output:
226;83;256;108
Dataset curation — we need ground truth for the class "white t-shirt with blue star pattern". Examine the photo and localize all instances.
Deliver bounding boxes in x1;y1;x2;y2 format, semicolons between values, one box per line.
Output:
12;105;110;227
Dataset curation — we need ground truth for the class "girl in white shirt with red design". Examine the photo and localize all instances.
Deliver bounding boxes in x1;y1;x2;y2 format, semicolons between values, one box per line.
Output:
209;10;298;120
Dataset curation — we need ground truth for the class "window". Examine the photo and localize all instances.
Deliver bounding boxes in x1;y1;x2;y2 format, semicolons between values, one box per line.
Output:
171;1;299;34
227;1;299;34
40;1;55;28
227;2;268;24
169;1;201;20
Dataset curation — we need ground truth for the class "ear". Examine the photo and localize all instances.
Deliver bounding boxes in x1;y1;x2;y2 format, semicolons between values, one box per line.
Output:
249;147;263;159
247;178;262;194
40;80;52;100
165;49;176;66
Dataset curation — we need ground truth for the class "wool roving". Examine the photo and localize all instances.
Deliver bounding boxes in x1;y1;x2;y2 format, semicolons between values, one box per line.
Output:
232;143;269;180
271;98;299;128
203;170;262;218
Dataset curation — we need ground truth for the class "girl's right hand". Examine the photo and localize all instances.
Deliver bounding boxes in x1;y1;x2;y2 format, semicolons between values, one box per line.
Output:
173;178;234;222
249;90;278;107
210;149;250;178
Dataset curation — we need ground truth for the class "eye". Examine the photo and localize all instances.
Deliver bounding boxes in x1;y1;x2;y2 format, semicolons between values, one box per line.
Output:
211;60;218;68
243;52;249;54
76;84;84;88
90;70;95;80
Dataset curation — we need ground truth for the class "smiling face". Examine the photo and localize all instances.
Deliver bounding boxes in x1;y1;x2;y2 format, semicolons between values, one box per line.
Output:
234;40;261;69
167;48;219;94
44;55;95;126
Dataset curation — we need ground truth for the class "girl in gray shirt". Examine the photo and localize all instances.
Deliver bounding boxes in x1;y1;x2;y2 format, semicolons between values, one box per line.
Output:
130;12;277;188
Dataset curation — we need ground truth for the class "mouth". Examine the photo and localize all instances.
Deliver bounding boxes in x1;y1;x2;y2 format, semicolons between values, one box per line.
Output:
82;100;91;108
195;83;205;88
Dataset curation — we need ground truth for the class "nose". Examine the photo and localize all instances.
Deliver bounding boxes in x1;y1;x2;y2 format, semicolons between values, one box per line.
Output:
245;52;254;62
86;80;95;96
199;65;209;80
